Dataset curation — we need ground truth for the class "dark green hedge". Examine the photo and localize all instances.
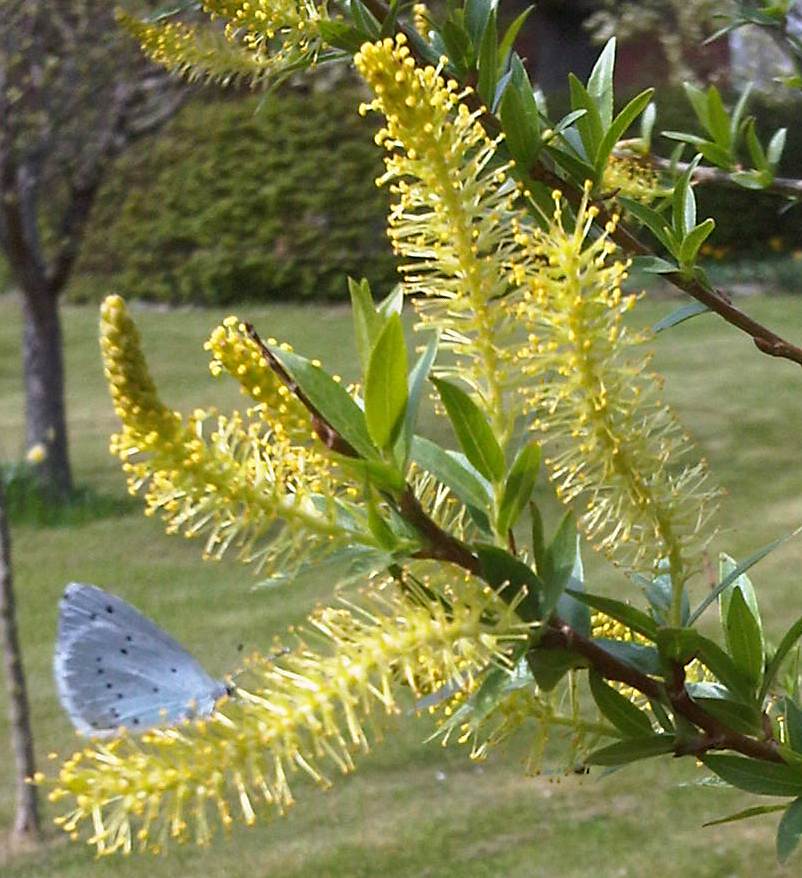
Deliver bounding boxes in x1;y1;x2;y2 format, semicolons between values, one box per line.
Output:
72;85;397;304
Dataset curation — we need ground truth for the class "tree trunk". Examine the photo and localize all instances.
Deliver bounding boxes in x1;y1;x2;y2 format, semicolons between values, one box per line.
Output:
21;290;72;498
0;480;41;844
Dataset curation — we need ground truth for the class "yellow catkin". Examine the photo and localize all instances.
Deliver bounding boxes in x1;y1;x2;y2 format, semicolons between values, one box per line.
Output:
121;0;329;87
99;295;356;572
512;189;719;586
47;579;527;854
355;35;527;443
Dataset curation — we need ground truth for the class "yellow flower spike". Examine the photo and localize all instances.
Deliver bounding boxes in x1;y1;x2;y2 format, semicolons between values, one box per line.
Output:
204;317;310;441
46;579;525;854
513;194;719;595
602;155;662;204
355;37;528;444
99;295;366;577
120;0;329;87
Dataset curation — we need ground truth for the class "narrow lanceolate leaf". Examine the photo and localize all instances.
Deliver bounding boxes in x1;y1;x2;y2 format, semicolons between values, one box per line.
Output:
566;590;658;641
402;332;439;454
689;529;802;625
475;544;542;623
724;586;763;688
348;277;382;376
589;671;653;737
584;734;675;766
500;55;542;170
365;314;408;450
270;348;376;459
497;442;540;535
587;37;616;128
703;804;786;828
784;698;802;753
702;755;802;797
410;436;491;512
778;798;802;863
432;378;505;483
761;615;802;702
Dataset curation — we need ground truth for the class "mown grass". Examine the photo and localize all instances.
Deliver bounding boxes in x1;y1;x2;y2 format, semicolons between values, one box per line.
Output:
1;294;802;876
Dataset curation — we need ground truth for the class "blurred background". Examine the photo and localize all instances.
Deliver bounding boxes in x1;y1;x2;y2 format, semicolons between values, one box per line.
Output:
2;1;802;875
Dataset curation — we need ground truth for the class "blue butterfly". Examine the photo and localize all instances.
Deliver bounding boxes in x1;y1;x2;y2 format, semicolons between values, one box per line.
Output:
54;583;229;736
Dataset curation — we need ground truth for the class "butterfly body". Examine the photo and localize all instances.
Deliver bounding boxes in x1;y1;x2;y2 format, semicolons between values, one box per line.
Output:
55;583;227;736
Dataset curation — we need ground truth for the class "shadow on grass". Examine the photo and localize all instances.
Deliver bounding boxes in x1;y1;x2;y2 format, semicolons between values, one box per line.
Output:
2;464;136;528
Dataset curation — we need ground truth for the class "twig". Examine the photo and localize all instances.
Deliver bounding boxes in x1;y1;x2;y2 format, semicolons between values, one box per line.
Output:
630;150;802;200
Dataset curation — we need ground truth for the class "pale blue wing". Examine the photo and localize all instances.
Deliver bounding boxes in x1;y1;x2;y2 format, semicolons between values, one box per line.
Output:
55;583;227;736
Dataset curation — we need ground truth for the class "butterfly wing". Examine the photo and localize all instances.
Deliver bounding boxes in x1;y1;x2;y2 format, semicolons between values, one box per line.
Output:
55;583;227;735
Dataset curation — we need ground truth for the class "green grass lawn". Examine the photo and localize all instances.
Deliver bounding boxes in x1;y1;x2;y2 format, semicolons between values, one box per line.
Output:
2;293;802;876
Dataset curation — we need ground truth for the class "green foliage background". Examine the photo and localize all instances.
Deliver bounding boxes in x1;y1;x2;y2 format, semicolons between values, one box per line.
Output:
71;85;397;305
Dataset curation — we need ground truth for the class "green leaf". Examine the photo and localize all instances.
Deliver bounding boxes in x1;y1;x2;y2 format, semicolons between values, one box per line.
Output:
718;553;764;642
725;588;764;687
778;799;802;863
702;755;802;797
568;73;604;167
703;803;786;828
554;531;591;636
594;640;661;676
377;284;403;319
767;128;787;168
762;616;802;702
594;88;654;177
688;683;763;735
439;18;472;74
497;6;533;72
530;500;547;576
410;436;491;511
640;101;656;150
317;20;365;52
589;671;654;737
688;529;802;625
745;118;770;173
785;698;802;752
672;155;701;238
348;277;382;376
366;496;399;551
476;544;542;622
527;648;583;691
365;314;408;450
402;332;439;455
679;218;716;266
705;85;732;152
585;734;675;766
683;82;710;130
656;627;701;665
497;442;540;535
653;301;710;333
476;9;498;106
464;0;493;47
565;590;657;640
619;197;676;254
729;84;753;144
270;348;376;459
431;378;505;483
499;55;542;169
695;635;755;701
635;255;679;275
587;37;616;128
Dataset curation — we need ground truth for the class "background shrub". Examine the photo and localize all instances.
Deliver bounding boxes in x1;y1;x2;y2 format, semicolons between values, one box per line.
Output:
71;84;397;304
